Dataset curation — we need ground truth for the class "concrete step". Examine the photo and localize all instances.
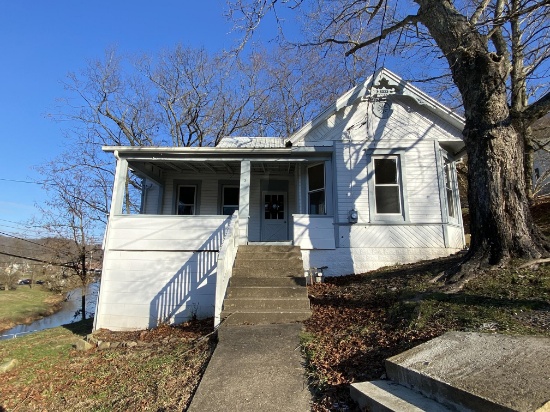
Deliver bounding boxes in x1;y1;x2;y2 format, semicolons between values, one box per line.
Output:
229;277;307;287
233;259;304;271
238;245;302;255
235;252;303;262
223;297;310;311
232;266;303;278
384;332;550;412
220;309;311;325
226;286;307;299
350;381;452;412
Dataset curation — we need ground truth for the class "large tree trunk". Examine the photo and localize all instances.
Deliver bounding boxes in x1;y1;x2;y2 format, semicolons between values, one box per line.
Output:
416;0;549;268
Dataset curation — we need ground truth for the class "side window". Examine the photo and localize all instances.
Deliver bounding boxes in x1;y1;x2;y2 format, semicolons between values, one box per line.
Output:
222;186;239;215
444;161;455;218
443;157;457;219
308;163;325;215
373;157;402;214
177;185;196;215
367;150;408;222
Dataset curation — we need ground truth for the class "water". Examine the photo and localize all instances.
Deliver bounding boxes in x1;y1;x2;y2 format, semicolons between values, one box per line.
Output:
0;282;100;340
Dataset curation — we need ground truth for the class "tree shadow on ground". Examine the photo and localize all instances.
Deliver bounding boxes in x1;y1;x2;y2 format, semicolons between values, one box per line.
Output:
62;318;94;337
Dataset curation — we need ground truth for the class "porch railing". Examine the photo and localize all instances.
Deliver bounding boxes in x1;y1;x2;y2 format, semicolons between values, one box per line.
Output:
214;212;239;327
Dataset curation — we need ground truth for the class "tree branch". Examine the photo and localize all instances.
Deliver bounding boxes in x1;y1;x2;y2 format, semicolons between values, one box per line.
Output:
344;14;420;56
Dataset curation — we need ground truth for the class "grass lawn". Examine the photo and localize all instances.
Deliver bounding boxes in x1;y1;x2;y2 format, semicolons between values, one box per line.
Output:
0;318;215;412
0;286;63;333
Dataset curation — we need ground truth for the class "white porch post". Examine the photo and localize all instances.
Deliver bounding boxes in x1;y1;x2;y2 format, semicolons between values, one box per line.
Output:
238;160;251;244
110;154;129;217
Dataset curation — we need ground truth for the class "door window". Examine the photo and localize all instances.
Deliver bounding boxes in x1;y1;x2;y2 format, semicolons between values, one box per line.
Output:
264;194;285;220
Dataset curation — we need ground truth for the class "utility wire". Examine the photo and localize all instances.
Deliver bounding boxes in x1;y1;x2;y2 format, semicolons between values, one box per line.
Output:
0;231;60;252
0;251;69;267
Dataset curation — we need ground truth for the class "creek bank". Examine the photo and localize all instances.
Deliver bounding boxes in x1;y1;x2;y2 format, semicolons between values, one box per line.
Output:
0;283;99;339
0;292;64;334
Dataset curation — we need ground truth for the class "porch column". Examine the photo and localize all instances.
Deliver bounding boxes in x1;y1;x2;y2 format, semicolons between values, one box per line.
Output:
110;154;128;217
238;160;251;244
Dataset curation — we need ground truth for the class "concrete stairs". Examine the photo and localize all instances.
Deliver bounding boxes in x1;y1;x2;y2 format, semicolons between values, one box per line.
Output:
221;245;311;326
350;332;550;412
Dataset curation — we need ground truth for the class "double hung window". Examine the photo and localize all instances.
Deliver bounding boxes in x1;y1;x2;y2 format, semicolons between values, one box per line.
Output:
177;185;196;215
222;186;239;215
373;157;402;214
444;159;456;218
367;150;408;222
308;164;325;215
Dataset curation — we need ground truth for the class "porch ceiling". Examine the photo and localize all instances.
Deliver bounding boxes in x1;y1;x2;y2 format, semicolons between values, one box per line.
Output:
129;160;297;177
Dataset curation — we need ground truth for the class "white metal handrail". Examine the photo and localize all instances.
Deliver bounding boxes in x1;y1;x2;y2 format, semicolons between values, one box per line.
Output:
214;212;239;327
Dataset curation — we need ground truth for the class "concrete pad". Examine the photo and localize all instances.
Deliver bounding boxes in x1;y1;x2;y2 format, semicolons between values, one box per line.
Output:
386;332;550;412
188;323;311;412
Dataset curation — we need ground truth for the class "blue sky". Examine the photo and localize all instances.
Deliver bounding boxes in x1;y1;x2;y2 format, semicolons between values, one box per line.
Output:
0;0;256;235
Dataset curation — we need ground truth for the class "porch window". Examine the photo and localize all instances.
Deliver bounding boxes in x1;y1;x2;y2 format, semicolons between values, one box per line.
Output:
222;186;239;215
373;157;401;214
308;163;325;215
177;185;196;215
444;159;456;218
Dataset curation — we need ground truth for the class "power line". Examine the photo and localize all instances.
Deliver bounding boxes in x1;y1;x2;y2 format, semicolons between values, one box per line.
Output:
0;250;68;267
0;178;52;185
0;231;60;252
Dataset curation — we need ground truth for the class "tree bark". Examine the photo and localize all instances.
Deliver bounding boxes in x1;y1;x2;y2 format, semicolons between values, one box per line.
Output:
416;0;549;267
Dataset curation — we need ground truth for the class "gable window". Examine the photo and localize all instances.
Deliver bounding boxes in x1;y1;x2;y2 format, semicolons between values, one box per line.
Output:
177;185;197;215
308;163;325;214
444;159;456;218
222;186;239;215
373;157;402;214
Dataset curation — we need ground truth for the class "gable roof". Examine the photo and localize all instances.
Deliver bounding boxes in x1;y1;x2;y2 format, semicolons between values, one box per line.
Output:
287;67;465;146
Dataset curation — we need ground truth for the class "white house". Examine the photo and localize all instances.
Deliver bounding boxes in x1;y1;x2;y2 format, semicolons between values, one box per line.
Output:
94;68;466;331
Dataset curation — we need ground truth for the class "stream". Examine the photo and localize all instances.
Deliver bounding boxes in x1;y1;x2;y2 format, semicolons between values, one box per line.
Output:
0;282;100;340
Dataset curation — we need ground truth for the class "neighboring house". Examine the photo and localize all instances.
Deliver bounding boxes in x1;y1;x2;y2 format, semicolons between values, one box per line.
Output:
94;68;466;331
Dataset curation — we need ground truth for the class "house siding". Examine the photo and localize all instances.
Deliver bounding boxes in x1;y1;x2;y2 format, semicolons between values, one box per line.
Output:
95;215;229;331
296;97;464;275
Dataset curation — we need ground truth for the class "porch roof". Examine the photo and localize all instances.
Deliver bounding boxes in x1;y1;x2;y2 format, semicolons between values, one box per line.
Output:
103;145;333;178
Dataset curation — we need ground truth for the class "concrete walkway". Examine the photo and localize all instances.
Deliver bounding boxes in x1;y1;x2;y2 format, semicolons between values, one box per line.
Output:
187;323;311;412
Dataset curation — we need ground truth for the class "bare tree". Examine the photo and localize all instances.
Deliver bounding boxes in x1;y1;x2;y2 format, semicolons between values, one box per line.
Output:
35;160;100;321
228;0;550;272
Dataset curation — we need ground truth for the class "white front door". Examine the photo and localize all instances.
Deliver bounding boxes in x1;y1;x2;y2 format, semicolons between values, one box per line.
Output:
261;191;288;241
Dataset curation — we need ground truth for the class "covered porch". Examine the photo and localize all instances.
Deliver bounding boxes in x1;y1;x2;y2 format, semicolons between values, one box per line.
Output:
95;145;334;330
105;145;335;245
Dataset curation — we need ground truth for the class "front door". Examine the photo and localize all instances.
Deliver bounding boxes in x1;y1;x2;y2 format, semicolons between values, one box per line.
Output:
261;191;288;241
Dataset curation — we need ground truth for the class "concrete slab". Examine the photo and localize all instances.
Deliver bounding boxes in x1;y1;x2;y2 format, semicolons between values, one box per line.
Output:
188;323;311;412
386;332;550;412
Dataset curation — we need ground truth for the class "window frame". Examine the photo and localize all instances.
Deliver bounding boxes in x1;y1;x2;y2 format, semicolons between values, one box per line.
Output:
221;184;240;215
440;150;459;223
366;149;409;222
173;180;201;215
307;163;326;215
